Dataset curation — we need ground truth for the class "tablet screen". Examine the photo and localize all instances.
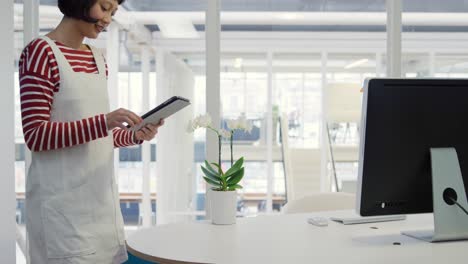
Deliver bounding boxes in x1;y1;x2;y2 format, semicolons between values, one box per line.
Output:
142;96;190;119
129;96;191;132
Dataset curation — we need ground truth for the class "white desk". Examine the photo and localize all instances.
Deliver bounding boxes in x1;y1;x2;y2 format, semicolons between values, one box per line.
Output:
126;210;468;264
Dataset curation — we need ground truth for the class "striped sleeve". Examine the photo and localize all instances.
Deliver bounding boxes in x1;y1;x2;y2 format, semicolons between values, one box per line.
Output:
112;128;143;148
19;38;109;152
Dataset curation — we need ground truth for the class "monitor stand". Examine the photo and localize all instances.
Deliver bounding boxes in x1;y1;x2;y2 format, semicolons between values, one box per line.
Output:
402;148;468;242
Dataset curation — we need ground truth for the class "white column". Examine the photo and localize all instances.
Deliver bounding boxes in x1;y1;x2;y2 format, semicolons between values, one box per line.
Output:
205;0;221;219
320;52;330;192
23;0;39;45
266;51;274;213
376;52;383;77
155;50;195;225
23;0;40;186
155;49;166;224
106;24;121;189
154;51;159;220
386;0;402;77
141;46;152;227
1;1;16;262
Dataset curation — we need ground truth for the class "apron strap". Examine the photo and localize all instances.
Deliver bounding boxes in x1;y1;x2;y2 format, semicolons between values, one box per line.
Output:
89;46;107;78
38;35;74;75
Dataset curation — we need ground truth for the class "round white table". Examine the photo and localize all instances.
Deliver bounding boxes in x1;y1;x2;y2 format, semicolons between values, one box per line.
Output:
126;210;468;264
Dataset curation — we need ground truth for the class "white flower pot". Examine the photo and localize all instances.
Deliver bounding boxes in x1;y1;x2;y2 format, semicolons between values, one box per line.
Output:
210;190;237;225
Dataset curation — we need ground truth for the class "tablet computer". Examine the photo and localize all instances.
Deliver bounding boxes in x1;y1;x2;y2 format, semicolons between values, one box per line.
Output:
129;96;190;132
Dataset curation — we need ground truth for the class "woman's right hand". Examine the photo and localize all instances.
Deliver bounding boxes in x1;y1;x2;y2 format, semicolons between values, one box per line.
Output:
106;108;143;130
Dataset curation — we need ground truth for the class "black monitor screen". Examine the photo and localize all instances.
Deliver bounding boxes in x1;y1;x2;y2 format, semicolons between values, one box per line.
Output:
358;78;468;216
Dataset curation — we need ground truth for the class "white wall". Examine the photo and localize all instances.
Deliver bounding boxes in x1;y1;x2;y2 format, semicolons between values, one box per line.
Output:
1;0;16;262
156;50;195;225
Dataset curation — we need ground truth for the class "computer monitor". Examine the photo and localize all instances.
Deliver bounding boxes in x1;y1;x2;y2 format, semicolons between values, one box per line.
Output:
356;78;468;242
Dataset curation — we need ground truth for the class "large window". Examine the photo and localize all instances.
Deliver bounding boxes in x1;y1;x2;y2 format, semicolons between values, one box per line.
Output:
13;0;468;230
186;53;287;214
117;72;157;195
274;71;322;148
272;53;323;149
402;53;431;77
435;53;468;78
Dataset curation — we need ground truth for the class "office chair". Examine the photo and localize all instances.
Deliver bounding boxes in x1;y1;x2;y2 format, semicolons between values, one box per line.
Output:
281;192;355;214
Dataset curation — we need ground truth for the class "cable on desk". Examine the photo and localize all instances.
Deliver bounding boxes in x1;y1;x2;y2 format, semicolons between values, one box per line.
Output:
448;197;468;216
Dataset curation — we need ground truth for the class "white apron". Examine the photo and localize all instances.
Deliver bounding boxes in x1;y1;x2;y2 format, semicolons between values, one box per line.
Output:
25;36;127;264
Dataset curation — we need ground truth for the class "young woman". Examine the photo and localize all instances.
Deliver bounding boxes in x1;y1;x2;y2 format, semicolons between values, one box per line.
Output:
18;0;162;263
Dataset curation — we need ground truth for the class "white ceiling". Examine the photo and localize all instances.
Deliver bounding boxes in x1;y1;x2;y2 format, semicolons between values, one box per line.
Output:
20;0;468;12
12;2;468;73
13;1;468;32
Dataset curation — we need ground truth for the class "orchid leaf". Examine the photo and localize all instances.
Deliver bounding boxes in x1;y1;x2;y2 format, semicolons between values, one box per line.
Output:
204;160;218;176
225;157;244;178
211;163;224;175
201;166;222;181
224;167;241;179
227;184;242;191
226;167;244;185
203;176;222;187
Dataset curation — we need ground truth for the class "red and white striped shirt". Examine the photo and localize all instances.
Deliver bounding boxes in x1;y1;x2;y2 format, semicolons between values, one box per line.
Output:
19;38;140;152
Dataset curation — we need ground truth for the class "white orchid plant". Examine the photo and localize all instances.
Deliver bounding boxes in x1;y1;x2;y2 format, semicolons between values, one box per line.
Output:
187;114;252;191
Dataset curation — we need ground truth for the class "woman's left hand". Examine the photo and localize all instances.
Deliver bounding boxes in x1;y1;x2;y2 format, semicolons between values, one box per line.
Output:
135;119;165;142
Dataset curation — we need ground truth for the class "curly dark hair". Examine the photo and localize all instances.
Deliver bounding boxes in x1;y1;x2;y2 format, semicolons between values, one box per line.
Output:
58;0;125;23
